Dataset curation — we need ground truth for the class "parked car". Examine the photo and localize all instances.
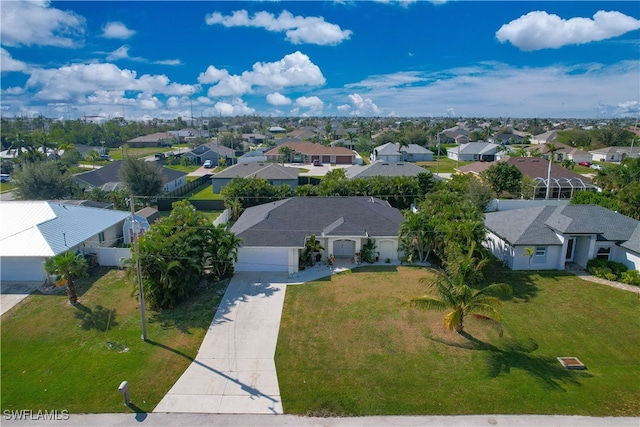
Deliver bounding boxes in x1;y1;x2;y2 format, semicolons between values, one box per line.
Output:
100;154;112;161
312;159;322;166
203;159;214;168
578;161;592;167
0;174;11;183
590;164;603;170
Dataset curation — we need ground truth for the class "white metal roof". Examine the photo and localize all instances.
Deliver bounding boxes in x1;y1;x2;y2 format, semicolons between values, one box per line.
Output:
0;201;130;257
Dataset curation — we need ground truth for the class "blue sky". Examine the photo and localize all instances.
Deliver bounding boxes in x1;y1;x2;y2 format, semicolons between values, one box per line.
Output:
1;1;639;121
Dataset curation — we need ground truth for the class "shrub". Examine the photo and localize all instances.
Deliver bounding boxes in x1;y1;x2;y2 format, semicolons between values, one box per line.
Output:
587;258;629;282
621;270;640;287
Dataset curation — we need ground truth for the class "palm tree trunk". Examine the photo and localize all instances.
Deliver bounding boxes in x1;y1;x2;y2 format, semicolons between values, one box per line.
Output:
66;277;79;304
455;313;464;333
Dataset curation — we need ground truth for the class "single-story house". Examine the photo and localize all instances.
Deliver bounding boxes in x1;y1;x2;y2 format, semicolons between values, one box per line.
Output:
75;160;187;193
126;132;175;148
231;197;405;273
484;204;640;271
264;141;360;165
554;146;592;164
182;142;236;166
370;143;433;163
447;142;503;162
242;133;267;145
530;130;558;145
589;146;640;163
0;201;131;282
456;157;596;199
211;163;299;193
488;133;524;145
346;160;437;180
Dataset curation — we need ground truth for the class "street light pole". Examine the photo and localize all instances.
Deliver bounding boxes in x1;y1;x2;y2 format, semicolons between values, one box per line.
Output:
129;195;147;341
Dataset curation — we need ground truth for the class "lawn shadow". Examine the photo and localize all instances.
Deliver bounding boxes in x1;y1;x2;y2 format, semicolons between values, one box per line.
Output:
149;277;230;334
481;263;539;303
432;332;591;391
74;303;118;331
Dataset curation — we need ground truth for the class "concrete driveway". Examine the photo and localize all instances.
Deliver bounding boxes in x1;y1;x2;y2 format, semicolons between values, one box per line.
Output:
154;272;288;414
1;281;42;316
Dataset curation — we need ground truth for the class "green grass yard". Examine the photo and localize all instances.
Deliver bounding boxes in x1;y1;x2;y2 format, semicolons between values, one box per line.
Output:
275;265;640;416
418;156;472;174
0;268;227;413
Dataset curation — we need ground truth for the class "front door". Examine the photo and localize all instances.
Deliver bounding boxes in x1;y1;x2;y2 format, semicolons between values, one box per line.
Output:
565;237;576;262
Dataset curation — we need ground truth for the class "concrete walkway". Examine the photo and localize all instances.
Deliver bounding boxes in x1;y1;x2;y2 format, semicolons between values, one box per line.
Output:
566;264;640;295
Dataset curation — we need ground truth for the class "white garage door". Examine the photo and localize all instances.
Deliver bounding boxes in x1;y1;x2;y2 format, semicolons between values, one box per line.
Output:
1;257;48;282
333;240;355;257
378;240;397;261
235;247;291;272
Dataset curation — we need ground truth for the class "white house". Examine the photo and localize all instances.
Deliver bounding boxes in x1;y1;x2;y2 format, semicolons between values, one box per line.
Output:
484;205;640;271
447;142;503;162
230;197;404;274
589;146;640;163
370;142;433;163
0;201;131;282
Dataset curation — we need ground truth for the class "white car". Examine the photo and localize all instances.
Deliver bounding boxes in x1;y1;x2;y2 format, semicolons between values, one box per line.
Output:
590;164;603;170
203;160;214;168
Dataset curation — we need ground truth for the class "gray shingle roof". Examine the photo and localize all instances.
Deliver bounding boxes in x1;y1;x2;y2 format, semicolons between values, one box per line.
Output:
213;163;299;180
485;206;562;246
345;161;429;179
75;160;186;189
485;204;639;247
231;197;404;248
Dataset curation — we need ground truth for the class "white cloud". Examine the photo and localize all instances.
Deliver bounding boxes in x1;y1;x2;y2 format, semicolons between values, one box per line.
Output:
198;65;230;84
106;45;131;61
346;71;425;89
102;22;136;39
213;98;256;116
154;59;182;66
201;51;325;98
496;10;640;51
294;96;324;115
344;61;640;118
346;93;381;115
0;0;85;47
266;92;292;106
25;62;195;102
0;48;28;72
247;51;326;88
337;104;351;112
205;10;352;46
207;75;252;97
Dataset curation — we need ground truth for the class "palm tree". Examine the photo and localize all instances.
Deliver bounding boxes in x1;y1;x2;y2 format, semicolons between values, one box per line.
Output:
411;268;512;335
523;247;534;271
301;234;324;266
44;251;89;304
278;146;293;165
545;143;559;199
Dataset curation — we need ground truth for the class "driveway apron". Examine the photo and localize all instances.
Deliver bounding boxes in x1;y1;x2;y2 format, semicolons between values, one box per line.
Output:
154;272;288;414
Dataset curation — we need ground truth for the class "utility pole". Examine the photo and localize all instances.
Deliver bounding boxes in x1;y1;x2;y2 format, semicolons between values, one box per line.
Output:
129;196;147;341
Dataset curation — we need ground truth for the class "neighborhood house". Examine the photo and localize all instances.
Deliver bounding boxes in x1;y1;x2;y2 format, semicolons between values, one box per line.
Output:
484;204;640;271
230;197;404;274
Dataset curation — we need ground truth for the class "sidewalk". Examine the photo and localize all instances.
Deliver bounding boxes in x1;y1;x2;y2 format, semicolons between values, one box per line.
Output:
2;413;638;427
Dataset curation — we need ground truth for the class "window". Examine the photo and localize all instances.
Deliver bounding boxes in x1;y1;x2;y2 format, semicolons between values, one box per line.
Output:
535;246;546;257
596;247;611;260
98;232;105;244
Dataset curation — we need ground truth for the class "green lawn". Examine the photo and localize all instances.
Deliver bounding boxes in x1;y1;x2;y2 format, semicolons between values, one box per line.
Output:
0;182;16;193
1;268;227;413
164;164;200;173
418;156;472;174
109;146;174;161
275;265;640;416
189;185;223;201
